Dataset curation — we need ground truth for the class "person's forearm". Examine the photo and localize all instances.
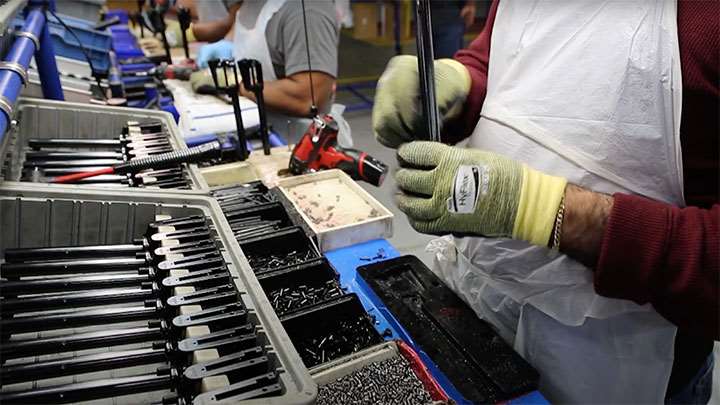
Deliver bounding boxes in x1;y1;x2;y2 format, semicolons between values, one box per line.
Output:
593;193;719;339
190;3;239;42
191;21;231;42
557;184;614;267
239;73;334;117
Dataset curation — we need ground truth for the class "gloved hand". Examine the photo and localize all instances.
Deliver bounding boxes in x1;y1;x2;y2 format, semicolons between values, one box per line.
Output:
373;55;471;148
164;19;195;48
189;68;237;94
395;142;567;246
196;40;234;68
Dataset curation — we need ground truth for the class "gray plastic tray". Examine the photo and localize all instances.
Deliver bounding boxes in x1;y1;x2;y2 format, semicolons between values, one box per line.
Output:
0;97;209;193
0;183;316;405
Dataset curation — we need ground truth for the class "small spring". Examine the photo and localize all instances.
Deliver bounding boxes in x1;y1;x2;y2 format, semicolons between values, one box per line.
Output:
116;141;222;173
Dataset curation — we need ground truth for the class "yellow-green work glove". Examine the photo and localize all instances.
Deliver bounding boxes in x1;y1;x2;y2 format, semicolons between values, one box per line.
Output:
396;142;567;246
373;55;471;148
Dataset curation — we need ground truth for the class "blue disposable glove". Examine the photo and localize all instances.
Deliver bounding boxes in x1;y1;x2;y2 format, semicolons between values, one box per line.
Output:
196;40;234;68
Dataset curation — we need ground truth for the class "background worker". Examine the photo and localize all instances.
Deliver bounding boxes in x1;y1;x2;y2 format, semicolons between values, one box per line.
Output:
373;0;718;403
161;0;230;47
430;0;477;58
175;0;229;24
185;0;340;142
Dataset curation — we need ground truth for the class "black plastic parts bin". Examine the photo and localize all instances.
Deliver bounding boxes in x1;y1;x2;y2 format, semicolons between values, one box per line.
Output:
280;293;383;368
256;258;344;316
238;227;320;274
357;255;539;403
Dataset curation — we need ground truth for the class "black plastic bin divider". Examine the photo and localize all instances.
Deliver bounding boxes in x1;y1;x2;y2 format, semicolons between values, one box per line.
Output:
219;197;278;216
212;181;269;197
237;227;320;275
280;293;383;368
357;255;540;404
256;257;344;316
224;202;292;228
268;186;318;243
212;181;317;243
212;182;274;207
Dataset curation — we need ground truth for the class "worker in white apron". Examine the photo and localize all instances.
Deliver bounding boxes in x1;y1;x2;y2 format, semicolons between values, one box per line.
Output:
166;0;230;47
231;0;307;142
189;0;350;145
373;1;683;403
233;0;351;144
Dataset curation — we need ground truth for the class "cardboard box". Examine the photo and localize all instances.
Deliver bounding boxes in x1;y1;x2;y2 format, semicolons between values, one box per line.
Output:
352;3;379;40
380;0;413;41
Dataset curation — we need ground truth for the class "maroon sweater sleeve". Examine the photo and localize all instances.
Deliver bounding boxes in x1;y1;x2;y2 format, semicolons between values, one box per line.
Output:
442;0;499;144
595;194;719;340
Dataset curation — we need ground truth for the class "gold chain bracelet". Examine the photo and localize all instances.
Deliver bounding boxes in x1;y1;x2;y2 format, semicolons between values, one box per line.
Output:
551;198;565;250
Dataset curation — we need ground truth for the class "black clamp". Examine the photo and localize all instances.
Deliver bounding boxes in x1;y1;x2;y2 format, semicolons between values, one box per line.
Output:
208;59;249;161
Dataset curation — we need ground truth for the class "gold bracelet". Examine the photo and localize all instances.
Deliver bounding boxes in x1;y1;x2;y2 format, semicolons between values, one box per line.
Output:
551;198;565;250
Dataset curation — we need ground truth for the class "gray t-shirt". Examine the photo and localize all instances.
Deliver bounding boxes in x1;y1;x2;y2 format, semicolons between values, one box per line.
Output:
266;0;339;79
224;0;339;79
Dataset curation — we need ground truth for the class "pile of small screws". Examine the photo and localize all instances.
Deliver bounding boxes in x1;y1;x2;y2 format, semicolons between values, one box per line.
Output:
296;317;382;367
246;249;317;273
286;179;382;231
268;281;344;316
316;356;434;405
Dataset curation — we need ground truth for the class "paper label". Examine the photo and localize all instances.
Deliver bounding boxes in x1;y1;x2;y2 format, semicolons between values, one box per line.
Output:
447;165;488;214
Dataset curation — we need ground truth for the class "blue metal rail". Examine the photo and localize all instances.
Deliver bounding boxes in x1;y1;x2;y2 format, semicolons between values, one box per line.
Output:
0;1;63;142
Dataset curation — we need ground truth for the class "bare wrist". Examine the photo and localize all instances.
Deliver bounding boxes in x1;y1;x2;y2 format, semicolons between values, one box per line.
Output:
558;184;614;267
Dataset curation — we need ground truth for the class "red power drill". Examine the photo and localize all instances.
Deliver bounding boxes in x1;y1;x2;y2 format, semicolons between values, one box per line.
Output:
290;115;388;186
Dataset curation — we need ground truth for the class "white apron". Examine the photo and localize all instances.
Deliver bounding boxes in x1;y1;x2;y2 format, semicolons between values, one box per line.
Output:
430;1;683;403
232;0;286;82
231;0;351;145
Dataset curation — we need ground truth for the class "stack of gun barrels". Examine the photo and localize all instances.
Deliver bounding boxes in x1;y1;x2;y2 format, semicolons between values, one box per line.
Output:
212;183;384;369
0;215;283;404
21;120;192;189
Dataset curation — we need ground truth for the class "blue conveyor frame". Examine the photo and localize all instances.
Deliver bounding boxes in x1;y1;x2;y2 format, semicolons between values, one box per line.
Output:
0;0;63;142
